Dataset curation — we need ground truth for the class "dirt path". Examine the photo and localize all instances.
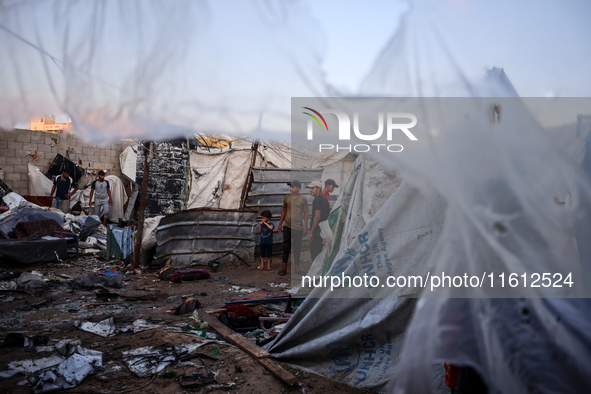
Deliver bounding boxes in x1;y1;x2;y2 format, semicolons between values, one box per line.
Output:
0;255;371;393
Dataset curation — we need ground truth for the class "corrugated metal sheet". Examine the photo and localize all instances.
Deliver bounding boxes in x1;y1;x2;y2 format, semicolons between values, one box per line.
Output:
244;167;322;219
154;207;258;266
244;167;322;252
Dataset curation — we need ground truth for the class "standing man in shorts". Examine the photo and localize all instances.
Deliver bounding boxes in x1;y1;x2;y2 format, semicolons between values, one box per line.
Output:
278;180;308;275
308;181;331;262
89;170;113;225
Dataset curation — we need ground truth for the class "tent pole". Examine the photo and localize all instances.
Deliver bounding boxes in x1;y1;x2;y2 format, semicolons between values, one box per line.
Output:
239;140;258;210
133;141;153;269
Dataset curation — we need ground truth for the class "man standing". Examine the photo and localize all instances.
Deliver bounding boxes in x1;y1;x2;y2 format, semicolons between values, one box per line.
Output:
50;169;78;214
308;180;330;262
278;180;308;276
89;170;113;225
321;178;339;202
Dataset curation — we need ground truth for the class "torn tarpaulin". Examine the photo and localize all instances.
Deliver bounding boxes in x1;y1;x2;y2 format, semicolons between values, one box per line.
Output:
75;318;163;337
119;319;163;334
122;342;209;377
0;346;102;393
33;350;102;393
74;318;118;338
0;207;65;238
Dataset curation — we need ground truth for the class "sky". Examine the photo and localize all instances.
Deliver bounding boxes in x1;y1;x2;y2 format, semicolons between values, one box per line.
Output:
1;0;590;141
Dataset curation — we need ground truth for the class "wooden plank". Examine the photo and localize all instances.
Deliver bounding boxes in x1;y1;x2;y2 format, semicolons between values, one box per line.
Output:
198;310;271;359
228;333;271;358
197;309;299;386
206;308;228;314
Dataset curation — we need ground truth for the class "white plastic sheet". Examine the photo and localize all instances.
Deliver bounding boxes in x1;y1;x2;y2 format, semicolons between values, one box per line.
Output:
187;145;253;209
3;1;591;393
27;163;53;196
269;156;447;390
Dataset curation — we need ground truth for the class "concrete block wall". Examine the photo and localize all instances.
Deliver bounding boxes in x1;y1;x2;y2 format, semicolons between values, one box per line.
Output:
0;128;135;196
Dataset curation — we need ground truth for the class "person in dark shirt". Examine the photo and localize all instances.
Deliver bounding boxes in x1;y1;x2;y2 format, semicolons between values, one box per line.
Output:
49;170;78;214
307;180;330;263
257;210;275;271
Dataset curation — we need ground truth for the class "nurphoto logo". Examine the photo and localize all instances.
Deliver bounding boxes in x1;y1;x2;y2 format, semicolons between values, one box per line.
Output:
302;107;418;153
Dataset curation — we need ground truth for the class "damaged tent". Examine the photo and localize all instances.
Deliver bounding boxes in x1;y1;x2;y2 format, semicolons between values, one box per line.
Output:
268;35;591;390
269;119;591;391
267;94;591;393
27;162;128;222
142;138;351;266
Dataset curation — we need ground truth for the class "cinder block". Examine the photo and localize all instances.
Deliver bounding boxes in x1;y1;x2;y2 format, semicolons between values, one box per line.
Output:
14;162;28;172
87;154;100;163
7;141;23;151
0;140;7;149
0;131;18;141
13;179;28;191
15;132;31;143
35;148;51;161
92;149;105;159
4;172;19;181
7;156;23;165
22;142;39;152
0;164;14;173
30;132;45;143
0;156;6;164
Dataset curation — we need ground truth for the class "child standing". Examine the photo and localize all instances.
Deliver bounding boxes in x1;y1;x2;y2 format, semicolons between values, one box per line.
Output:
258;210;274;271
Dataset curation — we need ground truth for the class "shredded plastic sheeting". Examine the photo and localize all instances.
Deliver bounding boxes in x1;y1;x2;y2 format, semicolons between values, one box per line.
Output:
2;1;591;140
3;1;591;393
0;207;65;238
32;347;102;393
122;343;207;377
187;145;254;209
0;1;328;140
119;145;138;182
27;163;53;197
1;192;42;211
1;355;66;377
271;152;591;392
0;346;102;393
270;156;447;390
74;317;118;338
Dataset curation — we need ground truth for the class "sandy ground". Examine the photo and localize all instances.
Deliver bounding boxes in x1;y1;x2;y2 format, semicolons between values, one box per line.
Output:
0;252;373;394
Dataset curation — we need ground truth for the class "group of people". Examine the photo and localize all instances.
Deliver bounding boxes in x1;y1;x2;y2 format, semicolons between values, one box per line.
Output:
49;169;113;225
257;178;339;276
